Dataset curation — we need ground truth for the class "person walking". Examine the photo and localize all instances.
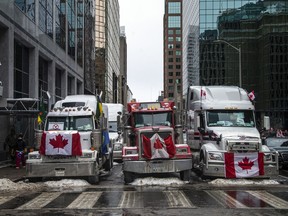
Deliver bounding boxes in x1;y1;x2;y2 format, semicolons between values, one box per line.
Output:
4;127;17;163
15;133;27;169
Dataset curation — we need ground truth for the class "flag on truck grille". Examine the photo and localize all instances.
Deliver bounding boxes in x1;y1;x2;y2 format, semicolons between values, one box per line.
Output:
39;131;82;156
224;152;264;178
142;133;176;159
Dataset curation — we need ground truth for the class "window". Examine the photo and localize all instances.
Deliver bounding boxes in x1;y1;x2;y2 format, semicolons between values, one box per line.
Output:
176;44;181;48
169;79;173;84
168;44;174;49
176;65;181;69
39;57;48;98
168;58;173;62
175;51;181;55
39;0;53;38
168;65;173;69
55;68;62;102
175;29;181;34
176;72;181;76
169;72;173;76
168;2;181;14
168;51;173;55
168;16;181;28
56;0;66;50
15;0;35;22
14;41;29;98
176;37;181;42
168;30;173;35
68;0;76;59
168;93;174;98
168;86;174;91
176;58;181;62
168;37;174;42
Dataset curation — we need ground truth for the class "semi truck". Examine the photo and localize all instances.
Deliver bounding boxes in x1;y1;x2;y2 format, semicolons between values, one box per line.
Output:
103;103;125;161
186;86;278;178
122;101;192;184
26;95;113;184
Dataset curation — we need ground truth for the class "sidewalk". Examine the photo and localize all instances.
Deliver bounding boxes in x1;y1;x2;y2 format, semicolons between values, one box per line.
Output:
0;161;26;182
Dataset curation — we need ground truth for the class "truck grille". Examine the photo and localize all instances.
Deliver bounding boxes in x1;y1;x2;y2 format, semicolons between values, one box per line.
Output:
43;155;77;162
228;141;259;153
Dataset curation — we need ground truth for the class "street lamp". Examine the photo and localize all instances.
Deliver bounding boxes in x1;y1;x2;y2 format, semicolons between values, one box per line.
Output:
215;39;242;87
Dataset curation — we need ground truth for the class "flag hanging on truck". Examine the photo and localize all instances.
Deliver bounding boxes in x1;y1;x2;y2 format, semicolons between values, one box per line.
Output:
39;131;82;156
224;152;264;178
142;133;176;159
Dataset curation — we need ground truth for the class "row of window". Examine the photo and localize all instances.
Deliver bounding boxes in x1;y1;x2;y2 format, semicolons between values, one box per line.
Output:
168;36;181;42
168;50;182;55
168;72;181;76
168;29;181;35
168;43;181;49
168;64;181;69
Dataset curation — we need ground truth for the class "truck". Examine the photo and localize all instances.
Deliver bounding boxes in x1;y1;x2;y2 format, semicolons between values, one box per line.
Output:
103;103;125;161
26;95;113;184
186;86;278;178
122;101;192;184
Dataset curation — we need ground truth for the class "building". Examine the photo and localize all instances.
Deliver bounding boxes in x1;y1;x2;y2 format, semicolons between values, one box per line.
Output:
184;0;288;129
0;0;95;160
120;26;128;106
95;0;120;103
163;0;183;118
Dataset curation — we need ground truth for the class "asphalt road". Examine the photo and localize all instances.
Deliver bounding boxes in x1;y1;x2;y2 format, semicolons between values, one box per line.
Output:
1;163;288;216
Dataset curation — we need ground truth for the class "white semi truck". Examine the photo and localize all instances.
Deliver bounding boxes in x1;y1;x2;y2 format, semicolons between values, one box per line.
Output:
103;103;125;161
26;95;113;184
186;86;278;178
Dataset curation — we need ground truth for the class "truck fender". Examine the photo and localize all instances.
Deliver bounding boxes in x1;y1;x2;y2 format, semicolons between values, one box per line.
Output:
200;142;221;160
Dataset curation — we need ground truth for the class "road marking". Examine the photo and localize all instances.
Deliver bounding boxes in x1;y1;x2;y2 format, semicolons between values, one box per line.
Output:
164;191;195;208
207;190;247;208
17;192;61;209
247;191;288;209
67;192;102;209
0;195;15;205
118;191;143;208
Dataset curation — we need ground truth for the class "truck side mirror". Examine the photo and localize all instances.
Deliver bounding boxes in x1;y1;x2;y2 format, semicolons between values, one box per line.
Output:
198;127;205;135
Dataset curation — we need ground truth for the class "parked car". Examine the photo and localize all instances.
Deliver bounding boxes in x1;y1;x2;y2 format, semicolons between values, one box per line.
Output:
264;137;288;169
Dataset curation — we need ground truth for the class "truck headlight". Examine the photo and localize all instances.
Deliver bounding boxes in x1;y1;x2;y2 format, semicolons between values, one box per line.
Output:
264;153;272;161
208;153;223;161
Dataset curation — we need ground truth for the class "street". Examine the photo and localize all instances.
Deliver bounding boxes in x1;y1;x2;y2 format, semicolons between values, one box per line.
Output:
1;163;288;215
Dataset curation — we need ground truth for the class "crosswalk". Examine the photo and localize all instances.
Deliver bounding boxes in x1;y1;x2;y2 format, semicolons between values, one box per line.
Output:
1;189;288;210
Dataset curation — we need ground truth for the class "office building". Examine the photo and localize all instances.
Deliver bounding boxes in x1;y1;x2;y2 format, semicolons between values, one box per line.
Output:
185;0;288;129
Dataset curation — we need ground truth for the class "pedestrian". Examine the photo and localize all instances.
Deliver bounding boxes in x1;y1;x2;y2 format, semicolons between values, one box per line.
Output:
276;129;284;138
4;127;17;163
15;133;27;169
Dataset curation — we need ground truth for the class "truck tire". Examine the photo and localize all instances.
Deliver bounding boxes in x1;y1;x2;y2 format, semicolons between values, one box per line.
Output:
104;154;113;171
88;174;99;184
123;171;134;184
180;169;191;181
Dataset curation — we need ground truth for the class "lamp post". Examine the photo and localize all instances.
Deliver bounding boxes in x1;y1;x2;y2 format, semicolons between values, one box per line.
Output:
215;40;242;88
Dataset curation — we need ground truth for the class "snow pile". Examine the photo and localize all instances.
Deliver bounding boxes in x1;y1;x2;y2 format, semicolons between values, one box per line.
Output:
209;178;279;185
131;177;186;186
43;179;90;191
0;178;45;192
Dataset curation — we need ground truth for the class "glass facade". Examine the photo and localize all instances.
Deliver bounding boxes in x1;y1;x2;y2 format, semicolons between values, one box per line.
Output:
55;0;66;49
15;0;35;22
186;0;288;129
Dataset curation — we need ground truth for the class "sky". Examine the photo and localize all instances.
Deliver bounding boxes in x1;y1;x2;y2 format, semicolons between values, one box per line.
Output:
119;0;164;102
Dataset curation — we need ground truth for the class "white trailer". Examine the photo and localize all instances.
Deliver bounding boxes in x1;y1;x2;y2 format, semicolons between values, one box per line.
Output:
26;95;113;184
186;86;278;178
103;103;124;161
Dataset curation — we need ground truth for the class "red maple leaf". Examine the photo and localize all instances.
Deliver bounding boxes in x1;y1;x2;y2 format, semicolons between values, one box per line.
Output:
153;138;163;149
49;134;69;152
238;157;254;170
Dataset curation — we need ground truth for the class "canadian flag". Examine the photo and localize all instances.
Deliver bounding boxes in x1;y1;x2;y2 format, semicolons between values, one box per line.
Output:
142;133;176;159
224;152;264;178
248;91;255;101
39;131;82;156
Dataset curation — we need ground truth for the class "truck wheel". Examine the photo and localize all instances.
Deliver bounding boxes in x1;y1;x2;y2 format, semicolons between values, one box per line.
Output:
180;169;191;181
123;171;134;184
104;155;113;171
88;174;99;184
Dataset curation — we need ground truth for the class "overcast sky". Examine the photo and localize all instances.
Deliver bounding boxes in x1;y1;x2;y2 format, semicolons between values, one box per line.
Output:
119;0;164;102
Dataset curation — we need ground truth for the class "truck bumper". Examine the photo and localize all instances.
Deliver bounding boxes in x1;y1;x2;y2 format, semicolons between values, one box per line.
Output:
26;161;97;178
202;162;279;178
123;159;192;174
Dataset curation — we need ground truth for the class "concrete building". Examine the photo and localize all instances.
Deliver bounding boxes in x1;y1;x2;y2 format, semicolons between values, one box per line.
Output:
95;0;120;103
0;0;95;160
163;0;183;115
120;26;128;106
184;0;288;129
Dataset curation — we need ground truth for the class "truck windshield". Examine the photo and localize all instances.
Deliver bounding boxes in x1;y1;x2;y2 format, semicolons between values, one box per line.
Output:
206;110;255;127
134;112;172;128
46;116;93;131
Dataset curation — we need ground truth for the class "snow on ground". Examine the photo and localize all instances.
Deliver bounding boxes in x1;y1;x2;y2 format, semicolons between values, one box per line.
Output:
130;177;187;186
0;178;90;192
0;178;46;192
209;178;279;185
